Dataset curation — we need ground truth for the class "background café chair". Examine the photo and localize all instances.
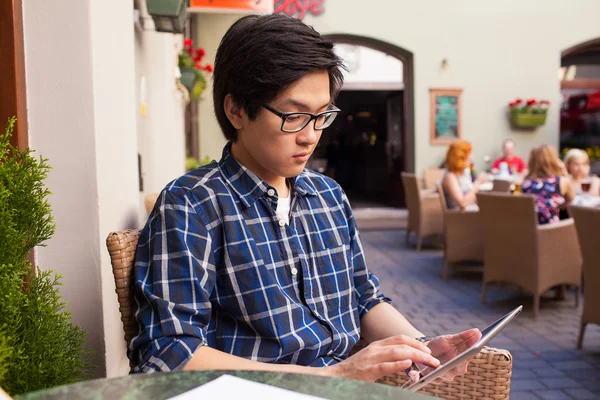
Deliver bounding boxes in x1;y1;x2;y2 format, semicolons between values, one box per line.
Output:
423;167;446;190
569;205;600;349
491;179;512;193
107;229;514;399
437;184;484;280
477;193;582;318
401;172;443;251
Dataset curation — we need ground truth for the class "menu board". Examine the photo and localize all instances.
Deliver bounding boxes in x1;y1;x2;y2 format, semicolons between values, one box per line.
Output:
189;0;273;13
430;88;462;144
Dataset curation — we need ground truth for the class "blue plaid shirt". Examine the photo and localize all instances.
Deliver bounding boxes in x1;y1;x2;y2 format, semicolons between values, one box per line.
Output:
130;145;391;373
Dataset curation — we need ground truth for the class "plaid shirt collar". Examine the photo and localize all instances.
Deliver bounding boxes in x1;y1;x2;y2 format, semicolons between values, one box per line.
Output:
218;143;317;208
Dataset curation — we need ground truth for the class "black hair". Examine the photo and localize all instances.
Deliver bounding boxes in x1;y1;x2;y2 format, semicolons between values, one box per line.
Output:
213;13;346;141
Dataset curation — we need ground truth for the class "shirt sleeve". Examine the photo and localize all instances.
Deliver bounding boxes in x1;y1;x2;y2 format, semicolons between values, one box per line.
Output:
492;158;502;170
129;189;216;373
341;191;392;319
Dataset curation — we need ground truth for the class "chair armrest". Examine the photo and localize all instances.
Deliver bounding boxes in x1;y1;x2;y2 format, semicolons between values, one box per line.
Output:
537;218;582;276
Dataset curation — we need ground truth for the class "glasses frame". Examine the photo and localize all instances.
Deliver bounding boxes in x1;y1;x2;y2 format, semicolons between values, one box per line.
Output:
262;104;341;133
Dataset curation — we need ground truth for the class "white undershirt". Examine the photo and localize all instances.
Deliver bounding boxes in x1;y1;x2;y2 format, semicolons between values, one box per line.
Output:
276;191;292;225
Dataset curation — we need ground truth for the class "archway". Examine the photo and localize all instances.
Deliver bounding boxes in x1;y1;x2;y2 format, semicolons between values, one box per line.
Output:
321;35;414;208
560;37;600;174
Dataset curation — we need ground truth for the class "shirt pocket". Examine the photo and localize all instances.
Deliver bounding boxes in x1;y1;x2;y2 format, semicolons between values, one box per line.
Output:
314;244;354;311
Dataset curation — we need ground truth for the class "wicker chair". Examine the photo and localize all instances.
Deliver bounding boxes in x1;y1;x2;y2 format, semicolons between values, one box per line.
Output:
491;179;511;193
350;340;512;399
401;173;443;251
568;205;600;349
107;229;513;398
437;185;484;280
424;168;446;190
477;193;582;318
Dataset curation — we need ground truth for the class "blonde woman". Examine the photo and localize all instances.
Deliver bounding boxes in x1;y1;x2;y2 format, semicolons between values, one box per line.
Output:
442;140;489;210
564;148;600;196
521;145;575;224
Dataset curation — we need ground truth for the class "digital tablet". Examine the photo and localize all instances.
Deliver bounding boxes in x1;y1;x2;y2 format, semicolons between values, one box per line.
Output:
404;305;522;392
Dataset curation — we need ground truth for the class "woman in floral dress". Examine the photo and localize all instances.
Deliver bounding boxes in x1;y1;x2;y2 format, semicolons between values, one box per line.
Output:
521;145;574;224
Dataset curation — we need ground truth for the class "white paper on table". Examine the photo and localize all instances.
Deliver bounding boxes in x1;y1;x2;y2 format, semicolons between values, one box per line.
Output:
167;374;327;400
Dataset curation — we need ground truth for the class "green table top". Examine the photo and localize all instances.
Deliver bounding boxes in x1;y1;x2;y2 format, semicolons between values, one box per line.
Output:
16;370;436;400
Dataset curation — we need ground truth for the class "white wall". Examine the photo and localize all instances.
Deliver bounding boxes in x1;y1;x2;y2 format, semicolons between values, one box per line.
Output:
22;0;185;378
193;0;600;173
135;2;187;200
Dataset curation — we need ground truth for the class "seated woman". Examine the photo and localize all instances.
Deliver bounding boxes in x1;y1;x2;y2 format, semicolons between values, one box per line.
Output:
563;148;600;196
442;140;489;210
521;145;574;224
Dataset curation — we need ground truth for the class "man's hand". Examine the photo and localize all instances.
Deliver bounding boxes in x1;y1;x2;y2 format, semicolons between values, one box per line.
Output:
424;328;482;382
324;335;440;382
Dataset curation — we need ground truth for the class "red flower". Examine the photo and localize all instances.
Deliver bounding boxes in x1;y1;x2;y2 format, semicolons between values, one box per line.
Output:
196;48;206;58
195;61;202;70
526;99;537;106
509;101;516;107
184;38;193;48
515;99;523;104
540;100;550;105
204;65;213;73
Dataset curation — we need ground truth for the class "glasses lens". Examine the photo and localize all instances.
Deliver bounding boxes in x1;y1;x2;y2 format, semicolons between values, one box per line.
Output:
282;114;311;132
315;111;338;130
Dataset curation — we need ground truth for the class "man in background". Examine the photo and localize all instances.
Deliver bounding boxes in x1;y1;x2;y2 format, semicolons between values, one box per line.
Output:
491;139;527;175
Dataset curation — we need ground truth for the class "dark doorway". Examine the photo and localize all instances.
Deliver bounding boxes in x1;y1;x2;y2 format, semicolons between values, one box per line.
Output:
313;90;405;207
321;35;414;208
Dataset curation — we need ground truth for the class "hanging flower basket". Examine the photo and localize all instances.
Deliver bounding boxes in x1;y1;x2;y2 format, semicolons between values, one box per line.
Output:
508;99;549;128
178;38;213;100
146;0;187;34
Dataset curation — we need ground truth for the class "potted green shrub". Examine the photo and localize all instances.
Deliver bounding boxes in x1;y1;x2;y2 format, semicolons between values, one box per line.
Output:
0;117;93;396
146;0;188;34
179;38;213;100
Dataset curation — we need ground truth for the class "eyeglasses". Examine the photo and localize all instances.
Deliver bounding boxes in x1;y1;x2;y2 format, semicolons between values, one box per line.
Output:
262;104;341;133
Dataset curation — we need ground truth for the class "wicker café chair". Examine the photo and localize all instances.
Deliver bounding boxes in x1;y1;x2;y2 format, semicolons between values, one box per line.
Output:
350;340;512;399
401;173;443;251
107;229;513;398
423;167;446;190
569;205;600;349
477;193;582;318
491;179;511;193
436;184;484;280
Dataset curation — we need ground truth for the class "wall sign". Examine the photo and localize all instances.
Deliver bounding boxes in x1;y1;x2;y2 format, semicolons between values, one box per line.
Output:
274;0;325;20
189;0;273;13
430;88;462;145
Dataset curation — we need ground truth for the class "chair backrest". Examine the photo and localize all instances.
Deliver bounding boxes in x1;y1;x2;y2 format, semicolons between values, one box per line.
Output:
477;193;539;278
423;168;446;190
569;205;600;321
436;183;448;211
106;229;140;348
491;179;512;193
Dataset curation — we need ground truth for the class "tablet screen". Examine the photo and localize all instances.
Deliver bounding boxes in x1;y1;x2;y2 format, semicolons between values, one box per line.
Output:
404;305;522;391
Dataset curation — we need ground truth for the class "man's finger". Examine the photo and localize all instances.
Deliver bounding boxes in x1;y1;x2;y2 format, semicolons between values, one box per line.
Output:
376;335;432;354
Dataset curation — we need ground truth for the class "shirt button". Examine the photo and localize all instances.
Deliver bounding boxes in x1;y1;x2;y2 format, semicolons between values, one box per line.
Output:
291;267;298;275
267;189;275;197
278;219;286;227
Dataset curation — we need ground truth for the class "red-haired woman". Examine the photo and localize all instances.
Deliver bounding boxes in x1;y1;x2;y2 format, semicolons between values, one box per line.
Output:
441;140;489;210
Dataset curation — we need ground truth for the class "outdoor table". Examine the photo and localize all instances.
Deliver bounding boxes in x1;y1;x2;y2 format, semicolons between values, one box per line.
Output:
572;194;600;208
15;370;435;400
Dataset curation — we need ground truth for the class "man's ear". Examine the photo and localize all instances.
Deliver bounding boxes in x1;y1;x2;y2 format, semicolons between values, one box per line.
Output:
224;94;244;130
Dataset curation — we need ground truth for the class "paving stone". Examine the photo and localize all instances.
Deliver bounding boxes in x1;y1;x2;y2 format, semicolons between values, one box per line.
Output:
564;388;600;399
535;390;573;399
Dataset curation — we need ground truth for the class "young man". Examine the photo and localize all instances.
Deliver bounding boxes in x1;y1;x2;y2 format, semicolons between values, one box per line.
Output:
491;139;527;175
130;14;480;382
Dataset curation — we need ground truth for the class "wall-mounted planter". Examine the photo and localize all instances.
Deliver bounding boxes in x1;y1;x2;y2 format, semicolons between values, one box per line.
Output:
146;0;187;34
510;109;547;128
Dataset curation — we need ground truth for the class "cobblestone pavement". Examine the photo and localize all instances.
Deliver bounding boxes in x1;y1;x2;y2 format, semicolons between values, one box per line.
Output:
360;229;600;400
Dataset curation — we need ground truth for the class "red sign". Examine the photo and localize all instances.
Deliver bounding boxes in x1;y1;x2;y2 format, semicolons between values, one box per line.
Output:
190;0;272;13
274;0;325;20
